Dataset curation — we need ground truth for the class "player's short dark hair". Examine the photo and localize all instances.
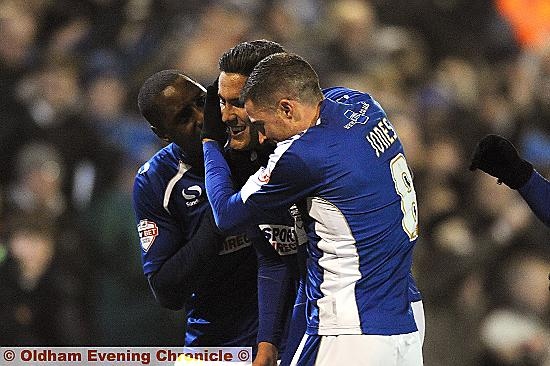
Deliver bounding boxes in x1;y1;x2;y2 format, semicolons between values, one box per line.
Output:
137;69;182;128
218;40;285;77
241;53;323;108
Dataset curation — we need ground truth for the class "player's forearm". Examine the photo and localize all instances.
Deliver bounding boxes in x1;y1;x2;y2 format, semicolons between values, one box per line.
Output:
148;210;223;309
203;141;253;232
518;170;550;227
147;273;184;310
256;251;294;348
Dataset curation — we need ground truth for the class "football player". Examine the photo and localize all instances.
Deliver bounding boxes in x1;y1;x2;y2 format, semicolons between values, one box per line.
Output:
134;71;259;350
202;53;423;365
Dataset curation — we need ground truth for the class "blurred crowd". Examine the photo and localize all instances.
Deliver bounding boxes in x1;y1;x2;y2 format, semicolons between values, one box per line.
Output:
0;0;549;365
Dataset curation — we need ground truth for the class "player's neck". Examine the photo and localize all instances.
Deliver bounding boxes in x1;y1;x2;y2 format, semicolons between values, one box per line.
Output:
302;100;322;129
177;144;205;175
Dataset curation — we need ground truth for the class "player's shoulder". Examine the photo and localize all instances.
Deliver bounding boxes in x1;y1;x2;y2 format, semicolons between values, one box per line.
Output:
321;87;387;129
136;144;179;178
274;129;317;162
133;143;181;194
323;87;383;110
323;86;365;102
268;131;326;183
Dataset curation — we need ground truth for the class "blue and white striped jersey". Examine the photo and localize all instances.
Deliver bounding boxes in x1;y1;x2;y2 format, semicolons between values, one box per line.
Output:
204;87;420;336
133;143;258;347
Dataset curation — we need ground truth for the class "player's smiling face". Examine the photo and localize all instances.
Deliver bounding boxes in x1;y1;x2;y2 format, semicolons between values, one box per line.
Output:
218;72;259;150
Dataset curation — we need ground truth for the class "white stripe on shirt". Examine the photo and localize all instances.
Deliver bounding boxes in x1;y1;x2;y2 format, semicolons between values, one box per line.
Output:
163;161;191;214
308;196;362;334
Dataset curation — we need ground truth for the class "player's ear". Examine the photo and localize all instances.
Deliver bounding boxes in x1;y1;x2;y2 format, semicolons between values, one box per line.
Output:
279;99;293;119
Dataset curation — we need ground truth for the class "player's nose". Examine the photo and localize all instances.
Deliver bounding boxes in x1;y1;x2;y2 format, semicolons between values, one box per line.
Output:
220;104;234;121
224;118;239;127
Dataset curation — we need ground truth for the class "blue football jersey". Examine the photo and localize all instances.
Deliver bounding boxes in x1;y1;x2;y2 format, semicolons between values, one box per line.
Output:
133;143;258;347
204;87;420;336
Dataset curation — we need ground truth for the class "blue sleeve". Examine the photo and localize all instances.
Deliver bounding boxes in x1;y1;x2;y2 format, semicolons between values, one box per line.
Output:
247;223;300;348
255;244;295;347
518;170;550;227
133;173;185;276
203;141;253;232
148;208;223;310
203;141;317;232
133;173;223;310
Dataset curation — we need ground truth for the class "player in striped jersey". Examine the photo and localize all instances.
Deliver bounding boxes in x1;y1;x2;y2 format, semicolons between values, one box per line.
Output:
203;53;423;365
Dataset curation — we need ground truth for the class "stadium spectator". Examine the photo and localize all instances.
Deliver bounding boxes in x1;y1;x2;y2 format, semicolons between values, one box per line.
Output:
0;215;89;345
478;249;550;366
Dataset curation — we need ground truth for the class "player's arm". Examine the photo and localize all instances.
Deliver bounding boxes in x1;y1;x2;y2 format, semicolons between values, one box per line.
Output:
200;78;315;231
203;140;315;232
470;134;550;227
133;176;223;310
202;140;251;231
279;276;307;366
247;225;301;366
253;231;295;345
147;208;224;310
255;250;290;366
518;171;550;227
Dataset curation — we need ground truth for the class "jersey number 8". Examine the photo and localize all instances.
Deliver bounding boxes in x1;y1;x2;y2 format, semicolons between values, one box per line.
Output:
390;153;419;240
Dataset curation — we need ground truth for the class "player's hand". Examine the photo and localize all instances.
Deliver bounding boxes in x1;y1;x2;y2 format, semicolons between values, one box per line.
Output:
201;78;228;145
253;342;278;366
469;134;533;189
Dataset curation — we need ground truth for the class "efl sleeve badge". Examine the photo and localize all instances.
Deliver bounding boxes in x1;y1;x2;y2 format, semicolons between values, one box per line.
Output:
137;219;159;252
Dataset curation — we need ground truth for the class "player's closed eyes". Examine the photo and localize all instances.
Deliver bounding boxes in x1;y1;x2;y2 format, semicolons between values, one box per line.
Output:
176;106;193;124
177;94;205;124
219;97;244;109
231;99;245;108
